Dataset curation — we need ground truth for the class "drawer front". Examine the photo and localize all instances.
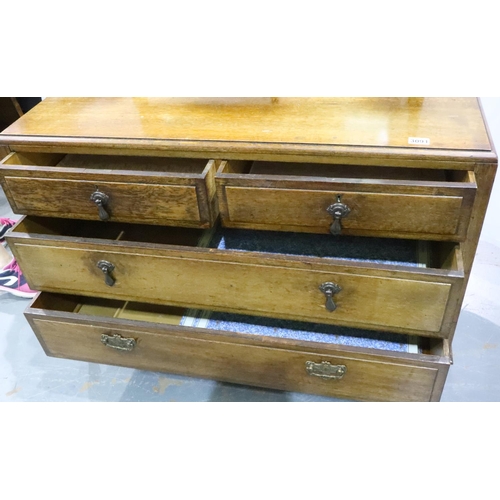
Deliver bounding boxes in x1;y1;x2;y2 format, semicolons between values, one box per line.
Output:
222;187;468;238
26;310;449;402
216;162;477;240
4;177;202;225
0;153;218;228
10;236;462;337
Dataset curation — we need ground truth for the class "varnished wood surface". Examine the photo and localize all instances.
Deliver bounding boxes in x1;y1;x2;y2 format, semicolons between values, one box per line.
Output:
0;98;493;164
221;188;467;239
4;177;202;225
216;159;476;240
1;97;495;402
26;293;451;402
8;217;464;337
0;152;219;227
443;162;498;345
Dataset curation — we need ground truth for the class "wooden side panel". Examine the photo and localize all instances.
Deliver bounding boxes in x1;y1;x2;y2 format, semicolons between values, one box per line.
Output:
442;162;498;344
223;187;467;237
11;239;457;335
429;363;451;402
28;316;441;402
3;177;203;225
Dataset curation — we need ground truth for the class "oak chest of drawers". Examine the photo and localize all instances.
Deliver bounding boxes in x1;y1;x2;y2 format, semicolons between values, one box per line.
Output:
0;97;496;402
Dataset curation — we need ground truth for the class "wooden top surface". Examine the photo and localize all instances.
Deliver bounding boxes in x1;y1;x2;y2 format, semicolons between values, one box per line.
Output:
0;98;493;161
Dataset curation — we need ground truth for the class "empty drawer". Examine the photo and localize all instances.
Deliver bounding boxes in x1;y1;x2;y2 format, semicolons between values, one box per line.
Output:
26;293;452;402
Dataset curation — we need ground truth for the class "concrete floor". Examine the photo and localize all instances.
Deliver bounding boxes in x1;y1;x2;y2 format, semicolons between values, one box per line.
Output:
1;98;499;402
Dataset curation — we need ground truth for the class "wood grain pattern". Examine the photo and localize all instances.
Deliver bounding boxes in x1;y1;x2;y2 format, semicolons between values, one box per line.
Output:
442;162;499;345
8;222;464;336
0;152;218;227
429;99;499;345
4;177;202;225
1;97;490;150
216;159;476;240
2;97;496;402
223;187;467;238
25;299;451;402
0;98;494;166
8;142;496;168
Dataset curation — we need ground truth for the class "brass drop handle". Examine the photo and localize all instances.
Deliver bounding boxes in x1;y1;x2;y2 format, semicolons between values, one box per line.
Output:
90;190;110;221
97;260;116;287
306;361;347;380
101;333;136;352
319;282;341;312
327;195;351;235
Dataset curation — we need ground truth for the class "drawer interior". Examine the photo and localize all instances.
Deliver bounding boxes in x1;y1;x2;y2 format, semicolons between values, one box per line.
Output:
13;216;462;272
210;228;430;268
31;293;450;357
3;152;209;175
219;160;475;184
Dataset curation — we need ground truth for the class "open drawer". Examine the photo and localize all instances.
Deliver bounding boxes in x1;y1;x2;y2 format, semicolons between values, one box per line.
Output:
8;216;465;338
215;160;477;241
26;293;452;402
0;152;219;228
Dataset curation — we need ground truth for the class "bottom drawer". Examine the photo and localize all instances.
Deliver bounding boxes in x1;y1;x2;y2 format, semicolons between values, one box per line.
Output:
26;293;452;402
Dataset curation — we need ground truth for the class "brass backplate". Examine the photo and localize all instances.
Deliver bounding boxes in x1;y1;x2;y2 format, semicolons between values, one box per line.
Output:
306;361;347;380
101;333;136;352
